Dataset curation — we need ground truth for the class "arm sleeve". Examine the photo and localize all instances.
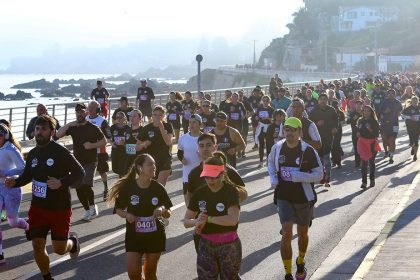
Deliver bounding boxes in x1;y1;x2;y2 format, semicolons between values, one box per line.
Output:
60;151;85;188
290;148;324;183
267;144;279;186
3;145;25;177
308;123;322;142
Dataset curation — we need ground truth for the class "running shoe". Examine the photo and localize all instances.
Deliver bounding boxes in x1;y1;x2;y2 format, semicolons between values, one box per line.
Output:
411;147;415;155
68;232;80;259
285;274;294;280
1;210;6;222
252;144;258;150
414;155;417;161
369;180;375;188
258;161;264;168
81;210;91;221
90;204;99;219
103;190;108;202
389;157;394;164
361;182;367;189
295;258;307;280
0;253;5;264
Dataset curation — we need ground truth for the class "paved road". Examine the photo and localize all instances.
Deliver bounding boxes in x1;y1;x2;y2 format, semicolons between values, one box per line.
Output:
1;123;418;280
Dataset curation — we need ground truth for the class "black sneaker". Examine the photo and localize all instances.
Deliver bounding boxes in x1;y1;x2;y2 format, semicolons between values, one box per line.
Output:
369;180;375;188
285;273;294;280
414;155;417;161
361;182;367;189
411;148;415;155
69;232;80;259
389;158;394;164
295;258;307;280
0;253;5;264
25;219;31;241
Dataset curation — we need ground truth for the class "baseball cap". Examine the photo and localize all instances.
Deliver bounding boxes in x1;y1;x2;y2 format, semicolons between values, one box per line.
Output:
75;103;87;111
190;114;202;123
119;96;128;101
200;164;225;178
284;117;302;129
140;79;147;83
215;112;227;120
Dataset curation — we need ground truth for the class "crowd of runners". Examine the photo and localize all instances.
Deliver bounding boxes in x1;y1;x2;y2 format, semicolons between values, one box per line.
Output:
0;73;419;280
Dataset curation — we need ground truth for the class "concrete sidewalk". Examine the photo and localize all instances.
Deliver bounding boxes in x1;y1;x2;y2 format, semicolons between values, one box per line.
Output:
311;161;420;280
362;171;420;279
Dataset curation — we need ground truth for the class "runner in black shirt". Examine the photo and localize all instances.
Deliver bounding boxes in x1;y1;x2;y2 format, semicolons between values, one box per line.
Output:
199;100;216;133
136;79;155;122
255;95;275;167
56;103;107;221
210;112;245;168
401;96;420;161
181;91;198;134
125;109;144;172
266;109;287;154
226;92;246;132
166;92;183;143
347;100;364;167
248;89;262;149
110;112;130;178
219;90;232;115
204;93;219;112
112;96;133;124
137;106;174;186
6;115;84;280
267;117;323;280
184;154;243;279
108;154;173;280
90;80;110;118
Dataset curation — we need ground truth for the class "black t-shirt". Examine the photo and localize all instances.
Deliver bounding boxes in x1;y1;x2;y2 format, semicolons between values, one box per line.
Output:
266;122;282;151
186;162;244;194
276;142;319;203
256;106;274;124
15;141;84;210
188;182;240;234
91;88;110;105
112;107;134;121
248;96;261;110
402;105;420;128
137;122;174;161
125;126;143;156
227;103;246;123
137;87;155;108
111;124;129;150
166;101;183;122
114;179;173;241
357;118;380;139
200;112;216;133
181;100;197;120
67;122;105;164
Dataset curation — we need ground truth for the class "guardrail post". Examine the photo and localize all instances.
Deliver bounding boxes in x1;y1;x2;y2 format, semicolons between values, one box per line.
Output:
23;107;28;141
9;108;12;124
52;104;56;117
64;104;68;125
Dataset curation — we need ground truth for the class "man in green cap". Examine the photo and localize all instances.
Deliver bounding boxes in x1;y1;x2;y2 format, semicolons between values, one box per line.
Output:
268;117;323;280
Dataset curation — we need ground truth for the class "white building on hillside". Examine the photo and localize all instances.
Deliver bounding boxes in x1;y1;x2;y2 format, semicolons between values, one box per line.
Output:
338;6;399;32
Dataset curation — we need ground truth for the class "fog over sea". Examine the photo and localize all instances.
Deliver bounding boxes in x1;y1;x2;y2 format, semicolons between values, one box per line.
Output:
0;74;187;109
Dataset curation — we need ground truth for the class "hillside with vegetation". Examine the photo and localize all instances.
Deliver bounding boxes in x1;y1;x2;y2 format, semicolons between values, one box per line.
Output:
259;0;420;71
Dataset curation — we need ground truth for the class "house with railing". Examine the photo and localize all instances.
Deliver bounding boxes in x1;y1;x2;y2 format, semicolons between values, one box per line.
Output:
337;6;399;32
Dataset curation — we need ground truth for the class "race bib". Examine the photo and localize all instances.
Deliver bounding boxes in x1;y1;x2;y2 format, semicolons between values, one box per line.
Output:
32;180;47;199
204;126;214;133
230;112;240;120
280;167;299;182
114;136;124;145
184;111;192;120
135;216;157;233
125;144;136;155
140;95;147;101
259;111;269;119
392;126;399;133
374;99;381;104
97;98;105;104
168;113;177;120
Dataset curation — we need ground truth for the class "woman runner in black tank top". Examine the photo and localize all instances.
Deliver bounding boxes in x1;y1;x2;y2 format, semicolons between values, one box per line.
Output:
210;127;238;168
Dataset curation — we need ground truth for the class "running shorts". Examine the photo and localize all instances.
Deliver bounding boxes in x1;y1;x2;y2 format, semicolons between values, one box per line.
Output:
276;199;313;226
97;153;109;173
28;205;71;241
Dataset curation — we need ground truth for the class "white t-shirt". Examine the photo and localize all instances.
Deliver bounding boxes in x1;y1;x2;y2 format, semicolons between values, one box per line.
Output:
177;132;201;183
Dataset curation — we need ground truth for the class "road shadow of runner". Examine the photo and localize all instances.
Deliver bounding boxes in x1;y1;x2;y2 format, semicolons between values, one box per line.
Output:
314;190;364;219
240;241;281;276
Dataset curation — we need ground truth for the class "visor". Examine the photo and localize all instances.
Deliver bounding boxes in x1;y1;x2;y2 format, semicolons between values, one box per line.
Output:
200;164;225;178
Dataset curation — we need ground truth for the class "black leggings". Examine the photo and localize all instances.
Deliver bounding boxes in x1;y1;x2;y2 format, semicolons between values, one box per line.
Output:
258;131;268;162
352;133;361;166
76;187;95;211
361;153;376;183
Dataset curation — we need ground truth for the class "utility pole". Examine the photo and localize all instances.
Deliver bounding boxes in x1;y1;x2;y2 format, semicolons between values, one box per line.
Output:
324;36;328;72
374;25;378;73
196;54;203;95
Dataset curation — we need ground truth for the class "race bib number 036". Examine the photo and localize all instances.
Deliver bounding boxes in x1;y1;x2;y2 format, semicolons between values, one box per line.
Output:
135;216;157;233
126;144;136;155
32;180;47;199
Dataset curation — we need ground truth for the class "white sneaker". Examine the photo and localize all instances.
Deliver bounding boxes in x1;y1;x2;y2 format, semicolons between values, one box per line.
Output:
90;204;99;219
81;210;91;221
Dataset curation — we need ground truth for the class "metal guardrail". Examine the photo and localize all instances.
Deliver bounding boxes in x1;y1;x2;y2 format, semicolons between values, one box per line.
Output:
0;76;356;142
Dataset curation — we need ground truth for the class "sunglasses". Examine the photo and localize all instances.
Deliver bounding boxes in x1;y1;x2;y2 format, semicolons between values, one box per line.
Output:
204;173;223;179
202;105;210;107
284;127;298;132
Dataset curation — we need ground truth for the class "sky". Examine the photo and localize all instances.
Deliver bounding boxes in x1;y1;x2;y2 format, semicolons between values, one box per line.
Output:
0;0;304;69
